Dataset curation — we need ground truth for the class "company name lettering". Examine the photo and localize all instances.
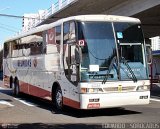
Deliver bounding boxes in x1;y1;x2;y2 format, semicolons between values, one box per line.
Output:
17;59;31;67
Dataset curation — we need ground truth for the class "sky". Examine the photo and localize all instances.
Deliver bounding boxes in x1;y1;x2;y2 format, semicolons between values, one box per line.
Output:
0;0;57;47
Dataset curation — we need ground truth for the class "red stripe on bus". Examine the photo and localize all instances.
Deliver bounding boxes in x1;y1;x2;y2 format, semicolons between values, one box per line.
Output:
63;97;80;109
20;81;80;108
3;76;80;108
19;81;29;94
19;80;80;109
19;80;51;100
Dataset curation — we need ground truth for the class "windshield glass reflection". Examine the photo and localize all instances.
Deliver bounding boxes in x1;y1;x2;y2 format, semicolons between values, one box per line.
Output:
77;21;148;82
78;22;118;82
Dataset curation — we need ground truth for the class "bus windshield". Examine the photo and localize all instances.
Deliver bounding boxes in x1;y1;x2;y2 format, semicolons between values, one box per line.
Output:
78;21;148;82
114;22;144;43
78;22;118;82
114;22;148;81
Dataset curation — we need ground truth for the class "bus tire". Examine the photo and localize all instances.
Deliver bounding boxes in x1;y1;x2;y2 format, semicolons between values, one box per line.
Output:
54;86;63;110
10;77;13;88
13;79;20;96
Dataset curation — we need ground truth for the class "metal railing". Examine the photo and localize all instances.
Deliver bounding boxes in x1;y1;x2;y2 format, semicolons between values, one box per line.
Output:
28;0;76;30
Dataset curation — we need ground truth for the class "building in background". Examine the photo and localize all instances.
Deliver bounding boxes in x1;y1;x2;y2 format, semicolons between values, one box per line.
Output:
22;0;75;32
150;36;160;51
22;10;47;31
150;36;160;82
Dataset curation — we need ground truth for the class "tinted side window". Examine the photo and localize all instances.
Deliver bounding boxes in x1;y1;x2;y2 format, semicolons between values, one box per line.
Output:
11;40;19;57
63;21;76;44
56;26;61;45
63;22;70;44
20;32;43;56
4;42;9;58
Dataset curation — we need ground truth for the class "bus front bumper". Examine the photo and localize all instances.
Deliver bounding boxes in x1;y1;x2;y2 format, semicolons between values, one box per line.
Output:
80;91;150;109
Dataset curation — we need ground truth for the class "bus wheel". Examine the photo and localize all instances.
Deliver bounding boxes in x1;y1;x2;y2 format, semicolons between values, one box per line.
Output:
10;77;13;88
55;86;63;110
13;79;20;96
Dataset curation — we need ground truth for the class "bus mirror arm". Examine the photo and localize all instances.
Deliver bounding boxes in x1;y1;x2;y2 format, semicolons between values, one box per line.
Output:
147;51;152;65
146;45;152;64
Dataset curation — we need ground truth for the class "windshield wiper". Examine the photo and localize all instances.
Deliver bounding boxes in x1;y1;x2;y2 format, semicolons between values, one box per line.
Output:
102;57;117;84
121;57;137;82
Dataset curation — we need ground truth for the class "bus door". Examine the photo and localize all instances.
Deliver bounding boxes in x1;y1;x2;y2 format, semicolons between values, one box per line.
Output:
63;21;80;84
63;21;80;105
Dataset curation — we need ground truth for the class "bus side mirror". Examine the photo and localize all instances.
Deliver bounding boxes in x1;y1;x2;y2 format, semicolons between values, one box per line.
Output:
75;47;82;64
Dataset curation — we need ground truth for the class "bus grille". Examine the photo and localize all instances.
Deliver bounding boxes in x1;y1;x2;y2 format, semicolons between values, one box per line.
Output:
103;86;135;92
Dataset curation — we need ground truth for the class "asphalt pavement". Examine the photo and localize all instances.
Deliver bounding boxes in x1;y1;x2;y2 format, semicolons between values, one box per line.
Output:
151;83;160;99
0;81;160;129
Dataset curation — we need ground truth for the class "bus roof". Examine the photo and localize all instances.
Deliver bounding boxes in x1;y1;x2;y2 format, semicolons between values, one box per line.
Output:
64;15;140;23
4;15;140;43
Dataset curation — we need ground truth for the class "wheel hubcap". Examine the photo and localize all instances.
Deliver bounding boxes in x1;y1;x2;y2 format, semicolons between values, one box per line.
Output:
56;90;62;108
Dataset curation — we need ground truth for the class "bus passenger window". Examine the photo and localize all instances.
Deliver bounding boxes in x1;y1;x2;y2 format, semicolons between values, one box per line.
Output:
69;22;76;40
42;31;47;54
25;32;43;55
56;26;61;45
63;21;76;44
4;43;9;58
63;22;70;44
11;41;19;57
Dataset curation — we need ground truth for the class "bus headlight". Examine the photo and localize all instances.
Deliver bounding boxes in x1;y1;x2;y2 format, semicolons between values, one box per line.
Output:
81;88;103;93
136;85;150;91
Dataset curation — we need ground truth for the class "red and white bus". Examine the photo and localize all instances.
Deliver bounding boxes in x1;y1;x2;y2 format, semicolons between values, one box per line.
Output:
3;15;150;110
